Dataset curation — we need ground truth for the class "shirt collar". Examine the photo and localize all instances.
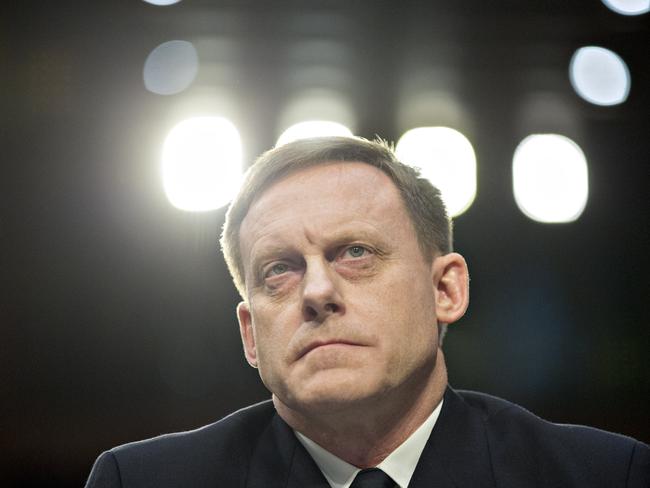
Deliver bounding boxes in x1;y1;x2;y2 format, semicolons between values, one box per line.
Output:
294;399;443;488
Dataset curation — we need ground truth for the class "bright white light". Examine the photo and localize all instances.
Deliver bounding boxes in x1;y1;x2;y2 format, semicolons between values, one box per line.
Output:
569;46;630;106
144;40;198;95
601;0;650;15
395;127;477;217
513;134;588;223
143;0;182;5
276;121;353;146
162;117;242;211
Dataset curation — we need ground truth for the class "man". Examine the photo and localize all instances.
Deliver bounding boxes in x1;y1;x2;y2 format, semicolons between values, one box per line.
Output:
86;136;649;487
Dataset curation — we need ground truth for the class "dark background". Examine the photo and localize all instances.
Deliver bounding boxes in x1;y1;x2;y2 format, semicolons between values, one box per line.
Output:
2;1;648;486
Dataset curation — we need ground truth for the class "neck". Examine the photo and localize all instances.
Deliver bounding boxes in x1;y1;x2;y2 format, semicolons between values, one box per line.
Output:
274;348;448;468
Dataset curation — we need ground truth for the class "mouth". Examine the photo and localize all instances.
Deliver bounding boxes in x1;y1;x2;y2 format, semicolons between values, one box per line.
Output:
298;340;362;359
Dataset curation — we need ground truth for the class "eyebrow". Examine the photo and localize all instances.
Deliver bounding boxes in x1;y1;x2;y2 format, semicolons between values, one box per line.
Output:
249;244;293;269
321;229;386;250
248;226;389;271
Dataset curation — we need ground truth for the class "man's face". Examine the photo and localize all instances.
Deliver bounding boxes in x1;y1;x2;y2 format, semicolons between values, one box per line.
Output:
237;162;447;413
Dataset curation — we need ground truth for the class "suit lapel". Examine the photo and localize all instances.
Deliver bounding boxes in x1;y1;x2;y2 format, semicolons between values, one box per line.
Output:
409;387;497;488
246;411;330;488
246;387;497;488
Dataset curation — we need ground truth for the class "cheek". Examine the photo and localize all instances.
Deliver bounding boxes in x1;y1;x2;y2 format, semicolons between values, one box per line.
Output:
253;321;281;363
375;276;438;345
253;326;288;393
251;306;296;366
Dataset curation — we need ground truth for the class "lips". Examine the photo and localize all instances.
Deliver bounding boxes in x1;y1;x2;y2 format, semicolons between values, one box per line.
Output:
297;340;362;359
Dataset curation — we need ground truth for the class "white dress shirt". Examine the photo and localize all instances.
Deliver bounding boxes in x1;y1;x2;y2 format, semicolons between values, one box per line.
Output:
294;399;443;488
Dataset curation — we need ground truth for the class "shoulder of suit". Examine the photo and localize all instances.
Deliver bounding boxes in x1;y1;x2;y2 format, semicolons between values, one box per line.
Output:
108;399;276;483
455;388;640;446
454;389;649;485
112;399;276;456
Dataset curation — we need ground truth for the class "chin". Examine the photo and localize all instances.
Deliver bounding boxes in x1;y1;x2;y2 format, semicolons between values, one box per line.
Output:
291;394;366;415
283;375;387;414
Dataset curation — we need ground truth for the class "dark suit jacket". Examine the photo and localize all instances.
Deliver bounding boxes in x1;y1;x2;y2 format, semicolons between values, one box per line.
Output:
86;387;649;487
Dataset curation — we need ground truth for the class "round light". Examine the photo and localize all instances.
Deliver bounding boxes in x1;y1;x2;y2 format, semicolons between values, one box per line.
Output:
276;121;353;146
144;40;198;95
601;0;650;15
512;134;588;223
277;89;356;139
569;46;630;106
142;0;182;5
395;127;477;217
162;117;243;211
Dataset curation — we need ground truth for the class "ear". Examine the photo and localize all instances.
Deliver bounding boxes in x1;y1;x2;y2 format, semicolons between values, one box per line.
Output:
237;301;258;368
432;252;469;325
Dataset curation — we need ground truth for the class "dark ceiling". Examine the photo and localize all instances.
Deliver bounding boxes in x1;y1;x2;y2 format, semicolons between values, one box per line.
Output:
2;1;649;486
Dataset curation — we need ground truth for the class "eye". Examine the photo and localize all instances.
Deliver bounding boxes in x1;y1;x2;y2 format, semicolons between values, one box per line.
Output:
266;262;290;277
344;245;368;258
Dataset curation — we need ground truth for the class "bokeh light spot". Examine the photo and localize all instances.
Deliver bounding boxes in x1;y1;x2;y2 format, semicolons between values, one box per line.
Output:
276;121;353;146
142;0;182;5
569;46;630;106
512;134;588;223
395;127;477;217
144;40;198;95
601;0;649;15
162;117;242;211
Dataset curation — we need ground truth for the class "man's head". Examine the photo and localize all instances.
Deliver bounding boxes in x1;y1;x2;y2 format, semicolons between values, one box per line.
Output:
222;136;452;296
220;136;469;416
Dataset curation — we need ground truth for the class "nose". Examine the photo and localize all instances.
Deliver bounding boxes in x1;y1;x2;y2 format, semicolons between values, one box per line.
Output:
301;258;345;322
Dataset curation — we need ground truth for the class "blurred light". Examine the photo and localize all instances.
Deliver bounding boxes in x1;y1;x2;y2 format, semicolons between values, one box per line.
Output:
144;40;198;95
395;67;466;134
162;117;242;211
395;127;477;217
569;46;630;106
278;89;356;137
396;90;467;136
513;134;588;223
601;0;650;15
143;0;182;5
276;121;353;146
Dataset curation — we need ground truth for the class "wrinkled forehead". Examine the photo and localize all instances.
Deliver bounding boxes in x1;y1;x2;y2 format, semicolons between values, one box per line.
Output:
238;161;409;252
244;161;396;223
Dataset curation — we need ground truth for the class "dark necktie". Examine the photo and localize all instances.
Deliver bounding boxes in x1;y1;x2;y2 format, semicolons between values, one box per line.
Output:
350;468;397;488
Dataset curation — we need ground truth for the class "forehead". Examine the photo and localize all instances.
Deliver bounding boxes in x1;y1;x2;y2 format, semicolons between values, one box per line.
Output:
243;162;403;227
239;161;414;255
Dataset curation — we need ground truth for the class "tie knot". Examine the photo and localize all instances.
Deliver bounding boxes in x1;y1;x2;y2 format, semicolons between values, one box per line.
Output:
350;468;396;488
